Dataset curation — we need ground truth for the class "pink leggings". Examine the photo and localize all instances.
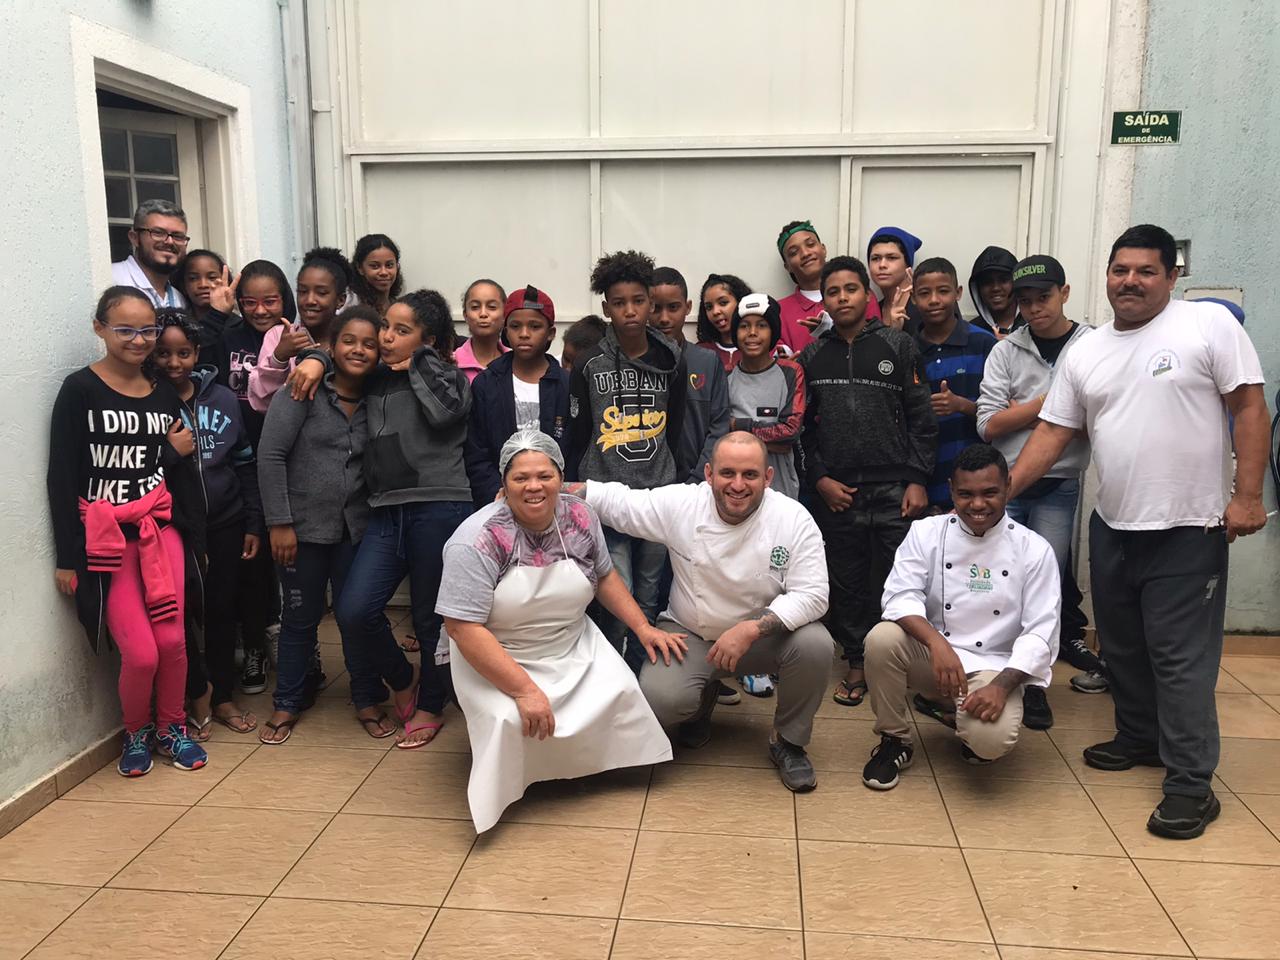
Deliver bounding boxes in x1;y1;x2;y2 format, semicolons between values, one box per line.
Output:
105;525;188;733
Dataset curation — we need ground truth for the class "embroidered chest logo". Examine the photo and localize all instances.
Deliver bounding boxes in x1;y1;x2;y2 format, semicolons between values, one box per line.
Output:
967;563;994;593
878;359;895;376
1146;349;1180;378
770;546;790;570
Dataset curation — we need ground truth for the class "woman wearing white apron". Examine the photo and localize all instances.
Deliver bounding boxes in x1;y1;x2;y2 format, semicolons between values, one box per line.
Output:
437;429;684;833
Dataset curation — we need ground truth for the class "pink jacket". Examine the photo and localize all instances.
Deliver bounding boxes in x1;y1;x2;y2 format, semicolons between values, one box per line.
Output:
247;324;297;413
79;482;178;623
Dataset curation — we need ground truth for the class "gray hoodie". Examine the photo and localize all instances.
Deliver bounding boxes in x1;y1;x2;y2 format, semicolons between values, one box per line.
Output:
976;323;1092;476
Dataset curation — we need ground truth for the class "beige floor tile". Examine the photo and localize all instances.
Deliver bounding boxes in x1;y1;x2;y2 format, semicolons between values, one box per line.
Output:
108;806;330;895
1039;689;1116;731
1220;656;1280;695
276;814;473;905
964;848;1187;954
1215;693;1280;739
502;765;650;829
1216;669;1250;694
806;932;999;959
220;897;433;960
199;745;381;812
0;881;95;960
0;799;184;885
623;831;800;929
1138;859;1280;959
998;950;1178;960
1048;728;1227;790
317;670;352;698
1087;785;1280;864
1217;738;1280;794
25;888;259;960
613;919;803;958
446;822;634;917
342;749;473;821
807;716;925;773
921;726;1075;783
799;840;990;942
1238;792;1280;835
201;692;273;743
796;775;956;847
671;711;776;768
938;778;1123;856
64;741;258;805
417;909;613;959
1265;694;1280;713
644;764;796;838
261;695;397;750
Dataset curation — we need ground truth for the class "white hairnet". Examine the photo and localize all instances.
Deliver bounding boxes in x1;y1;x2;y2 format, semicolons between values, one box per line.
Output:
499;428;565;476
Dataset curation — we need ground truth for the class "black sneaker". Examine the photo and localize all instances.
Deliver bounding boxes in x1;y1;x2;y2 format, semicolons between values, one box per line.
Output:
1059;633;1104;673
862;735;913;790
716;681;742;705
769;735;817;792
1082;739;1163;771
961;744;994;765
1147;791;1221;840
240;648;267;695
675;681;719;749
1022;685;1054;730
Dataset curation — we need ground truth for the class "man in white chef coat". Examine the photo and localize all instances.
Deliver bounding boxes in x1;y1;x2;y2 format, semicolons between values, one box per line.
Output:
861;443;1061;790
569;431;832;793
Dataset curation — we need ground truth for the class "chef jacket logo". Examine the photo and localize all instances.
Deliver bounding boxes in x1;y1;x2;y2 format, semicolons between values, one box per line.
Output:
770;546;790;570
878;359;894;376
1146;349;1180;378
968;564;994;593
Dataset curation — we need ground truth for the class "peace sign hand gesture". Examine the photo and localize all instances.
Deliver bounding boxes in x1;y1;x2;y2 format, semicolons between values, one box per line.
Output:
208;265;240;314
886;267;913;330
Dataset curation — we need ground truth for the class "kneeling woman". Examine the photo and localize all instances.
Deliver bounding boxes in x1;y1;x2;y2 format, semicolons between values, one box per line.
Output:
438;430;681;833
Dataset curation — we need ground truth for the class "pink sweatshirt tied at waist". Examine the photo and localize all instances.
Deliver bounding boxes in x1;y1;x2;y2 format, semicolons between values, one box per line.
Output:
79;482;179;623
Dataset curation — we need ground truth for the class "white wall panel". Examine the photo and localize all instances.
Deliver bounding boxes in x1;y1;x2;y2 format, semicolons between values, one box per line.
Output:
600;158;842;302
599;0;846;138
362;161;593;316
850;0;1046;134
856;163;1026;315
354;0;591;142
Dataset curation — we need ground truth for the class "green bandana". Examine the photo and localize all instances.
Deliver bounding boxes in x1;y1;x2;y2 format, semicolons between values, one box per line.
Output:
776;221;819;255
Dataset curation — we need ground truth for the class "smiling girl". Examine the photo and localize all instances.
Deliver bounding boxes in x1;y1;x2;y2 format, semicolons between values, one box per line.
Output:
696;273;752;372
350;233;403;316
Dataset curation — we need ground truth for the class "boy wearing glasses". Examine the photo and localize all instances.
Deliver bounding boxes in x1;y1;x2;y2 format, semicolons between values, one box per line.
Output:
111;200;191;309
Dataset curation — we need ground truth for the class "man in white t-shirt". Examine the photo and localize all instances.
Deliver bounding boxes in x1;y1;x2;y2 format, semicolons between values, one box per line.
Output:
110;199;190;309
1010;224;1269;840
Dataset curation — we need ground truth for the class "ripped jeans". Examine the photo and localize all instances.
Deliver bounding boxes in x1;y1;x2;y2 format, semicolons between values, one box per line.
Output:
273;539;355;714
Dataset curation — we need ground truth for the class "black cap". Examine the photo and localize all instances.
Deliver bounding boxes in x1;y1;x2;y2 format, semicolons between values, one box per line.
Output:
1011;254;1066;291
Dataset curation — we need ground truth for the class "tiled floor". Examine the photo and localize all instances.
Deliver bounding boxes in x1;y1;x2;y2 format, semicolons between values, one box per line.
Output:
4;621;1280;959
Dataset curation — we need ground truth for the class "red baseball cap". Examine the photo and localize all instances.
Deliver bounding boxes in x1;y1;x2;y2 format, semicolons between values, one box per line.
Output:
503;285;556;323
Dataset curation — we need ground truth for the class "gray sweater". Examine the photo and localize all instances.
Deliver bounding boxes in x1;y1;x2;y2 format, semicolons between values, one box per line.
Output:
976;323;1092;477
257;376;370;544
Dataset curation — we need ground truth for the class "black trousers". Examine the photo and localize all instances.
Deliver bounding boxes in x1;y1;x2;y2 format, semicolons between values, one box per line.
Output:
1089;512;1228;798
812;481;911;667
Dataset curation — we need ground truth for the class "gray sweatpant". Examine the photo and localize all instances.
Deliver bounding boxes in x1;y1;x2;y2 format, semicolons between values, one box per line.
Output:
638;618;833;747
1088;512;1228;798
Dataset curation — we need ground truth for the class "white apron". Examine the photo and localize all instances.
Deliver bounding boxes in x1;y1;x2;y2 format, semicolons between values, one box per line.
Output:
451;542;672;833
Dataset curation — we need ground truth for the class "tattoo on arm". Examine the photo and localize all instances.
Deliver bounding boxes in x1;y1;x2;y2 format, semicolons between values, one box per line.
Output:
990;667;1031;693
748;609;787;640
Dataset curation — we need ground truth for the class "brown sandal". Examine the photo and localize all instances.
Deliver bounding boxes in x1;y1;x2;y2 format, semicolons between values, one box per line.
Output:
357;711;397;739
259;716;297;745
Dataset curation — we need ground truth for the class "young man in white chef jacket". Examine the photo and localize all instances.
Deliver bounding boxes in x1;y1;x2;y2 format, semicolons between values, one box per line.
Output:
862;443;1061;789
568;431;833;793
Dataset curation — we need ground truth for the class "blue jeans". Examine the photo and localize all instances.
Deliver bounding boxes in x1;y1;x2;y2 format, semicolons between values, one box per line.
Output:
335;501;472;714
1006;477;1080;574
274;539;355;713
599;527;667;671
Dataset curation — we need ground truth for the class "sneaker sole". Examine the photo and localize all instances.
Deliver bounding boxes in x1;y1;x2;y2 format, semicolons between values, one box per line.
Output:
240;682;267;695
717;693;742;705
862;754;912;790
1147;795;1221;840
1023;716;1054;731
770;754;817;793
1069;681;1109;694
117;762;152;777
743;689;775;699
1083;751;1163;771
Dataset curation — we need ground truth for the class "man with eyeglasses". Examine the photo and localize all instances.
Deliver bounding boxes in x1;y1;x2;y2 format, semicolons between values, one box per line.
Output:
111;199;190;309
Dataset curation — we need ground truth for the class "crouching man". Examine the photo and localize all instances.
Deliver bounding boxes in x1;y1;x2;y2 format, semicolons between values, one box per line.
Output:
862;444;1061;789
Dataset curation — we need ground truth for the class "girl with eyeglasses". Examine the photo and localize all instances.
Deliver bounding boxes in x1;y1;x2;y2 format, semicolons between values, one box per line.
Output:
48;286;209;777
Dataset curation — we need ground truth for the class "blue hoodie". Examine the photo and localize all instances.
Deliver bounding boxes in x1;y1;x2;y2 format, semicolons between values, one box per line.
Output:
178;367;264;533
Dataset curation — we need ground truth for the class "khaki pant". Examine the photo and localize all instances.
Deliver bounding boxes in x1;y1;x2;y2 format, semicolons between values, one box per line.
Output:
864;621;1023;761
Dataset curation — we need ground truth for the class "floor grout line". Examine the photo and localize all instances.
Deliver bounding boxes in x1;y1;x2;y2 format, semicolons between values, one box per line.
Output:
605;763;653;959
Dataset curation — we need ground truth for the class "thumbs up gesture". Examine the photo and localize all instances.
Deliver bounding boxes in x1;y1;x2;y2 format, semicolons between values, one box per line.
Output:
930;379;975;418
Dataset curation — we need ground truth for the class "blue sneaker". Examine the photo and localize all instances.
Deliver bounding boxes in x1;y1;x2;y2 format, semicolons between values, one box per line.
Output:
117;725;155;777
154;723;208;771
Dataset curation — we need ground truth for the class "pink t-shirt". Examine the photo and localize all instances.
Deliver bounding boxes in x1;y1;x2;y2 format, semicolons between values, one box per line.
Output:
778;286;883;352
455;338;510;384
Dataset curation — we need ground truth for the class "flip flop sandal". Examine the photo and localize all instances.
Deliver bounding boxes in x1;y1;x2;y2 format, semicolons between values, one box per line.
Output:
213;711;258;734
396;719;444;750
399;633;420;652
259;717;297;745
912;693;958;729
393;665;421;725
832;679;869;707
358;712;397;739
186;714;212;742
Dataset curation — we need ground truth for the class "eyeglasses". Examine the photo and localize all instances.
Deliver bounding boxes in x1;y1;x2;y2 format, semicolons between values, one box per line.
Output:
107;325;163;342
240;296;283;312
138;226;190;245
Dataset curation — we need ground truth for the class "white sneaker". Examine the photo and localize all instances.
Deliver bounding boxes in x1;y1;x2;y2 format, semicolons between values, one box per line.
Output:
740;674;775;698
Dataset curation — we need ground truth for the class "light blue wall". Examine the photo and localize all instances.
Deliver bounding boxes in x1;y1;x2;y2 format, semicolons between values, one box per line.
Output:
1130;0;1280;631
0;1;296;800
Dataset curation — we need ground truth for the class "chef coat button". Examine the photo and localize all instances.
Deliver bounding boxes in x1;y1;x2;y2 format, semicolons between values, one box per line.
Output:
1008;522;1014;529
949;516;957;523
1002;570;1009;576
993;610;1000;616
944;631;950;637
945;603;951;610
945;562;952;569
976;641;983;647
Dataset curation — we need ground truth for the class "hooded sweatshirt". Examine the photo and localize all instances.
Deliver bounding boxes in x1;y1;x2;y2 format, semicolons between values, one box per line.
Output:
567;326;688;487
968;246;1025;339
976;322;1092;477
179;367;263;533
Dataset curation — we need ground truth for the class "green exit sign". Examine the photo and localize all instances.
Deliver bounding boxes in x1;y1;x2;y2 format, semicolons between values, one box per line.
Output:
1111;110;1181;144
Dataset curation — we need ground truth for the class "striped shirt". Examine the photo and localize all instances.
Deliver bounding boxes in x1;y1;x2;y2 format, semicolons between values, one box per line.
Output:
916;320;996;505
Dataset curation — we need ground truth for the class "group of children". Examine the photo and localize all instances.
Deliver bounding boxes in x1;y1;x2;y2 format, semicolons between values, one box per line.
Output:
58;208;1103;778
